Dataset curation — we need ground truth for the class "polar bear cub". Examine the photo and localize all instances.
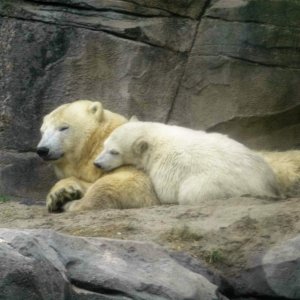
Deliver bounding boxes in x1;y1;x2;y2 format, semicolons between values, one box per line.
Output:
95;121;281;205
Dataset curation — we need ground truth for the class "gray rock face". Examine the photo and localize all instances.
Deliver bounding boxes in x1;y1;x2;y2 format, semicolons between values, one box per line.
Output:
0;229;223;300
229;235;300;299
0;0;300;198
169;0;300;150
0;150;56;199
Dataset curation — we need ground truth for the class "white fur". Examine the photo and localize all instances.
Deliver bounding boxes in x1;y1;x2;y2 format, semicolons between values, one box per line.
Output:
37;124;66;160
95;122;281;204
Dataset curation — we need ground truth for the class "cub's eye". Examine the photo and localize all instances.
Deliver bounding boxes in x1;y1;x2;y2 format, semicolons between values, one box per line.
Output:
59;126;69;132
109;150;119;155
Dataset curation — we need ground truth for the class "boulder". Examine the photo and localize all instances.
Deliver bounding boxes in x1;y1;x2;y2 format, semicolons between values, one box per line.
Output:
0;229;225;300
229;235;300;299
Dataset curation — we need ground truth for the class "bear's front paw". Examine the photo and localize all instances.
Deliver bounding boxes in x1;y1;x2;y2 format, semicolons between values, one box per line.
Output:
46;184;83;212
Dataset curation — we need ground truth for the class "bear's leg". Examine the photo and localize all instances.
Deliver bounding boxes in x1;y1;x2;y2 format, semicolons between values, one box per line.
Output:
63;168;159;212
46;177;91;212
258;150;300;196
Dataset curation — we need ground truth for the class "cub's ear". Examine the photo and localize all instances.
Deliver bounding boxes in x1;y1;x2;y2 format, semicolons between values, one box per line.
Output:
129;115;139;122
88;102;103;121
133;138;148;155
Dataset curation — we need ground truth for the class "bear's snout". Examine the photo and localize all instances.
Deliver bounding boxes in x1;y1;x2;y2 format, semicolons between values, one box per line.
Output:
94;161;103;169
37;147;50;158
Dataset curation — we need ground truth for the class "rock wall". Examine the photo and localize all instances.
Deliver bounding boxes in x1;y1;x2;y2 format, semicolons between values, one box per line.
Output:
1;0;300;198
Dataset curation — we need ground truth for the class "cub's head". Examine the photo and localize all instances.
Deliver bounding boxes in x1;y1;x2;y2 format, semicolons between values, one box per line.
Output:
94;120;149;171
37;100;104;161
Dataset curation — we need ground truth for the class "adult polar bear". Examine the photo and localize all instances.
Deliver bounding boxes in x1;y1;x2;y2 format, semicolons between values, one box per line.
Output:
38;100;299;212
95;121;281;204
37;100;159;212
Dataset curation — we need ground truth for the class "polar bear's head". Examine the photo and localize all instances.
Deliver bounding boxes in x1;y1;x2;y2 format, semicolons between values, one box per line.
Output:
37;100;104;162
94;120;149;171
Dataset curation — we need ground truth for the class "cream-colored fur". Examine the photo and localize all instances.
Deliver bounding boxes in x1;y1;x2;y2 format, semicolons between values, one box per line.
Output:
258;151;300;196
95;122;282;205
37;100;159;212
39;100;300;212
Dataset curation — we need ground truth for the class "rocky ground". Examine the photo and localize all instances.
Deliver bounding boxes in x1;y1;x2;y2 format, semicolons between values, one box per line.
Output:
1;195;300;298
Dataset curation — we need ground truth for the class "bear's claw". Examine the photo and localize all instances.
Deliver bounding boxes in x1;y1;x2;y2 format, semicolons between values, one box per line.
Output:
46;185;83;212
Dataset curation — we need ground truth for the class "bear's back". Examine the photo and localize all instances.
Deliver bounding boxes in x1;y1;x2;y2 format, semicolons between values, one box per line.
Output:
144;122;280;203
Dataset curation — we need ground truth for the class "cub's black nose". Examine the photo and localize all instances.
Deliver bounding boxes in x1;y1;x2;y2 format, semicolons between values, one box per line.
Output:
37;147;49;158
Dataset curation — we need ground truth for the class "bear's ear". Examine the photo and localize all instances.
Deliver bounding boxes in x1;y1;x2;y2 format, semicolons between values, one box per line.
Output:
133;138;148;155
129;115;139;122
88;102;103;121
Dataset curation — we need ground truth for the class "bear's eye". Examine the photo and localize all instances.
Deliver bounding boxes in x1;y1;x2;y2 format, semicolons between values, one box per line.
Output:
109;150;119;155
59;126;69;132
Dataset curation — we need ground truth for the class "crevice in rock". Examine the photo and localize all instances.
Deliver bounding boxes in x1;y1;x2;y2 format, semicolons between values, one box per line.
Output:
165;0;212;123
99;28;180;52
22;0;199;20
69;284;132;298
70;278;132;298
206;103;300;147
183;52;300;70
196;0;212;21
226;54;300;70
111;0;197;20
242;42;300;52
0;14;178;53
205;15;300;30
200;54;300;70
163;56;191;123
24;0;174;19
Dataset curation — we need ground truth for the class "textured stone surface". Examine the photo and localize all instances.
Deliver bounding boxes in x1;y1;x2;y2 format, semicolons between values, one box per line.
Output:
19;0;208;19
1;197;300;299
229;235;300;299
169;0;300;150
0;229;223;300
0;15;188;151
0;150;56;199
1;0;300;197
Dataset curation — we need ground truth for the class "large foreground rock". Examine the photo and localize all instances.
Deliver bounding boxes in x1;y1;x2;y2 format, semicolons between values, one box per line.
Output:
0;229;224;300
1;196;300;299
230;235;300;299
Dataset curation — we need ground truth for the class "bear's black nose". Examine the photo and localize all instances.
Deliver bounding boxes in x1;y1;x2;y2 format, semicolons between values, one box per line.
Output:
94;161;102;169
37;147;49;158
